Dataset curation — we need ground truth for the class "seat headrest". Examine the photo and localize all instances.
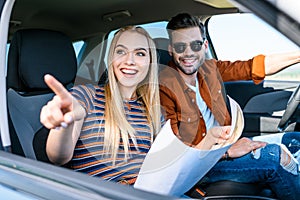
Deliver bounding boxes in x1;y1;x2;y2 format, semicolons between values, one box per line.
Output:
154;37;171;66
7;29;77;93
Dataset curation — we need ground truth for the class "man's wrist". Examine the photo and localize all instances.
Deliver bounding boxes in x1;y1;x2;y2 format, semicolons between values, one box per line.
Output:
221;151;232;161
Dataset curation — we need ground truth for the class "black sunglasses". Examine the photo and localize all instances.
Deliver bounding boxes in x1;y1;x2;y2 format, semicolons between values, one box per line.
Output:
172;40;204;54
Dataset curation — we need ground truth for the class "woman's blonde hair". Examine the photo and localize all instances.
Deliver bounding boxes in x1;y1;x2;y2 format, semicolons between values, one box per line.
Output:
104;26;161;163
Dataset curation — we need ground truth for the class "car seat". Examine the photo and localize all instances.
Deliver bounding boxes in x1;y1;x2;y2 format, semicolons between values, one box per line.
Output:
6;29;77;162
153;37;277;199
154;37;171;68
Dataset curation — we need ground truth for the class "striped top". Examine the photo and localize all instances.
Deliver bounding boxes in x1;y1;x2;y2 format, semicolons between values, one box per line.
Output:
68;84;154;182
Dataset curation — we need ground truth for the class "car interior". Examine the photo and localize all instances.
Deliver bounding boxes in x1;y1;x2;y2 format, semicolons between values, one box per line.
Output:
0;0;299;199
7;29;78;162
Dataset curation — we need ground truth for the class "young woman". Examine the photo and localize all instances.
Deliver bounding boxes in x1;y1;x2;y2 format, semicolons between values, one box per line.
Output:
40;26;162;185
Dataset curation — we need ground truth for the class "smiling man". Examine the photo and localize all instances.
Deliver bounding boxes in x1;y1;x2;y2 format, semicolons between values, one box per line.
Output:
159;13;300;199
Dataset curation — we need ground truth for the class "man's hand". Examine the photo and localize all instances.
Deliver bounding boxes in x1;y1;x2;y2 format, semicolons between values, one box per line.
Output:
227;137;267;158
207;126;232;144
40;74;86;129
195;126;231;150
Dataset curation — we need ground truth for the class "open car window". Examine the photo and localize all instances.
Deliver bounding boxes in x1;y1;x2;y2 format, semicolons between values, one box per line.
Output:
207;13;300;81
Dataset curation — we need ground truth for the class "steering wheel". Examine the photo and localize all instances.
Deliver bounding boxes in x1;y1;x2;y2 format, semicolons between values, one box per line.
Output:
278;84;300;131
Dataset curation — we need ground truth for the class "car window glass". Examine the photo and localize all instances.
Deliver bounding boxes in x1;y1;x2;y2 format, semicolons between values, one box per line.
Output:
73;41;85;57
0;184;36;199
107;21;168;41
207;13;300;81
77;42;104;83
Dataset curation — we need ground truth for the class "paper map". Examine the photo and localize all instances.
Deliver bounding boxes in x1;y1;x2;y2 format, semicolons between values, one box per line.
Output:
134;96;244;197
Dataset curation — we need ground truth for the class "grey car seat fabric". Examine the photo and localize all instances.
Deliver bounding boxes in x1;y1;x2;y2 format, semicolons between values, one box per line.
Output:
7;29;77;161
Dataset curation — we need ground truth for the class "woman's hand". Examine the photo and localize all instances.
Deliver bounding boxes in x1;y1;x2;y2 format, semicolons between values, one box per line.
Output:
40;74;86;129
40;74;86;165
227;137;267;158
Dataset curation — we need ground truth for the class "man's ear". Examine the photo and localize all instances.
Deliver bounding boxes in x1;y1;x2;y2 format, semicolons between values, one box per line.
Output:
204;40;209;53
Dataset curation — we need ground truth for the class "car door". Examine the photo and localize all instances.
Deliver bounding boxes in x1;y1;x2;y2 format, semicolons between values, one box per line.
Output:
206;13;300;137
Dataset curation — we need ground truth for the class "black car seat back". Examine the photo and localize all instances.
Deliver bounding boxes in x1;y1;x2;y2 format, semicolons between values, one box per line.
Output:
7;29;77;162
154;37;171;68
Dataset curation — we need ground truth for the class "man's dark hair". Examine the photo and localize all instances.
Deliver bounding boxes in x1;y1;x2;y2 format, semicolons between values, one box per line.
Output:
166;13;206;43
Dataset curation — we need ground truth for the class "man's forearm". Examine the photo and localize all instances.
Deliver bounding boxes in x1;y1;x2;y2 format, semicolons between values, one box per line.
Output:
264;50;300;75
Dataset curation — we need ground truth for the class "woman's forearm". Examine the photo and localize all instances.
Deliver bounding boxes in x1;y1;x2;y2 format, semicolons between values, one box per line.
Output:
46;118;84;165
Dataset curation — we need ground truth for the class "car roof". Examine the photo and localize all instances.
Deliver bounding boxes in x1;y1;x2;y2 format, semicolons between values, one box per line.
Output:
9;0;239;41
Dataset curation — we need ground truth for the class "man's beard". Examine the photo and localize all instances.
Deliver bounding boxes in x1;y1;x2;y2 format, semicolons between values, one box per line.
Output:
174;56;205;75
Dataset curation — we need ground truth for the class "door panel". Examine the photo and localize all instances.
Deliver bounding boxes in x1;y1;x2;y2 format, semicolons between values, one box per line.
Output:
225;80;300;137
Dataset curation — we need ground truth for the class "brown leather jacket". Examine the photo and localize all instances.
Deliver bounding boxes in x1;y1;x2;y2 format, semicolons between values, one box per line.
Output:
159;55;265;146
